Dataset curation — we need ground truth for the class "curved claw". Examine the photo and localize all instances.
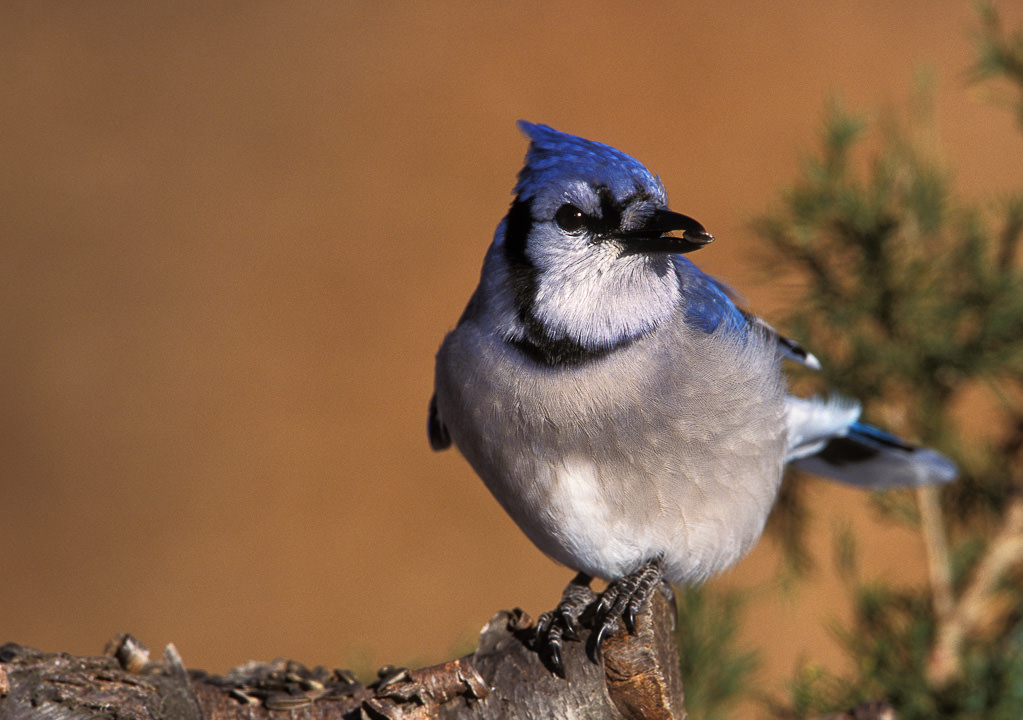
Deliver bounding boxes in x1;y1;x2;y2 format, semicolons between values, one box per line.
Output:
533;572;595;677
548;641;564;678
623;604;638;634
535;611;553;638
586;557;666;662
536;610;569;677
622;562;663;632
586;618;613;662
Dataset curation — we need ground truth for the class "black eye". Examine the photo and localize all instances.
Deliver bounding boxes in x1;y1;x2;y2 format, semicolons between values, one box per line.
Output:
554;204;587;233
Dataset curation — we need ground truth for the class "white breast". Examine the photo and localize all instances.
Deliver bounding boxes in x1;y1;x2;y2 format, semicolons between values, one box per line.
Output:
434;303;788;584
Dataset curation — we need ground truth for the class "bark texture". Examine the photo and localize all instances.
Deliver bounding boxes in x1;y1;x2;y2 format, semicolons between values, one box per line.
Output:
0;586;893;719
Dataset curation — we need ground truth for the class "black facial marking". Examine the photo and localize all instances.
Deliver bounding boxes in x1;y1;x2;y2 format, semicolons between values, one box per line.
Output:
502;197;539;329
501;195;634;367
510;333;634;367
553;188;625;239
585;185;661;243
593;186;623;237
503;197;533;268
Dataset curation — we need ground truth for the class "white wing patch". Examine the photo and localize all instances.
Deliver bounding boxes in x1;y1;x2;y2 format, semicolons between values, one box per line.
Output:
785;395;861;461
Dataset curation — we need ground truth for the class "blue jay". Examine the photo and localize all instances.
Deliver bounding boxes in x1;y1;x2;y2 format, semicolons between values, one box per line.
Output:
429;122;955;673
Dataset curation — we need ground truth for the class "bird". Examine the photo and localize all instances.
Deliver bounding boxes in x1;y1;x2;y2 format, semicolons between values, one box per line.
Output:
428;121;956;674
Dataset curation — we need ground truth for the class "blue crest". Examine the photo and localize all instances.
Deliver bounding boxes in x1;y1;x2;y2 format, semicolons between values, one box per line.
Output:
514;122;667;206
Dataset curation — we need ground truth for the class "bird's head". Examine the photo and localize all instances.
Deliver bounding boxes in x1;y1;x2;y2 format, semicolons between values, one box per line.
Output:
494;122;714;361
510;121;712;263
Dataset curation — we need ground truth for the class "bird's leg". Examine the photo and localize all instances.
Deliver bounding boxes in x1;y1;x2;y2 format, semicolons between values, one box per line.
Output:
534;572;596;677
587;556;666;661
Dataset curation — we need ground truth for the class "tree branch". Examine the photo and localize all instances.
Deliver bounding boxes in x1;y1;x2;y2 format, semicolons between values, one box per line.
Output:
0;590;684;720
928;495;1023;685
0;581;894;719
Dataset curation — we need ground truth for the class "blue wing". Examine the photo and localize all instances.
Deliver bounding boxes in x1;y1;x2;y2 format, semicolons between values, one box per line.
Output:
673;257;819;368
673;259;962;489
672;257;748;335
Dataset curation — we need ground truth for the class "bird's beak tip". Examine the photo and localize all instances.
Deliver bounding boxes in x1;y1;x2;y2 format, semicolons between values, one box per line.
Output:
683;229;715;246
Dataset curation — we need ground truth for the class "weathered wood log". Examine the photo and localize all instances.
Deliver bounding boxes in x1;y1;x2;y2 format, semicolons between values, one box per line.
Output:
0;585;893;719
0;590;682;720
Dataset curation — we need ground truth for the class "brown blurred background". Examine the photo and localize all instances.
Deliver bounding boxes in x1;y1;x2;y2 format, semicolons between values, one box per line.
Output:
3;0;1022;707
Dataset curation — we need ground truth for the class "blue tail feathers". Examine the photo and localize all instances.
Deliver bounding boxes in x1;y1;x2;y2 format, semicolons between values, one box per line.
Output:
793;421;957;489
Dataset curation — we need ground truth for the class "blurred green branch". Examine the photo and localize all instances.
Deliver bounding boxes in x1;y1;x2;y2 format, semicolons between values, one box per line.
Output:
675;586;759;720
973;0;1023;129
744;3;1023;717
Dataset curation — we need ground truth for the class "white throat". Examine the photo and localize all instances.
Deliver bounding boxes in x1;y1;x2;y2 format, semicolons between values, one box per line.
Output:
529;243;680;348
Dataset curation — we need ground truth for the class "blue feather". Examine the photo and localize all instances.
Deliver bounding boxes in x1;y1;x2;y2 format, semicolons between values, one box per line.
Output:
515;122;667;209
672;257;747;336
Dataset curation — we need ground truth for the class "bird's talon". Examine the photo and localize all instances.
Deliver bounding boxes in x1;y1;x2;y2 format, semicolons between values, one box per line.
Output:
586;558;666;661
549;643;563;678
534;572;595;676
561;622;579;642
586;621;611;662
623;606;637;634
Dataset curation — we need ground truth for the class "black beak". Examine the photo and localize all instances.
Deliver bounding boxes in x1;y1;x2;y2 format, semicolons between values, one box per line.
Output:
620;209;714;255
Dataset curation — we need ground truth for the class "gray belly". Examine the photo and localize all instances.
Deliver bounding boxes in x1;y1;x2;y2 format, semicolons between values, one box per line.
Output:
434;319;788;583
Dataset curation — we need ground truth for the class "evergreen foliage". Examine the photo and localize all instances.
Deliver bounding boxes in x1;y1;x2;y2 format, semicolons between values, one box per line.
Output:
675;586;759;720
677;5;1023;718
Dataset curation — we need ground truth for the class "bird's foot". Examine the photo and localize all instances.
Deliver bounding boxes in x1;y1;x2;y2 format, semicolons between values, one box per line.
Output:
587;557;666;662
534;572;596;677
